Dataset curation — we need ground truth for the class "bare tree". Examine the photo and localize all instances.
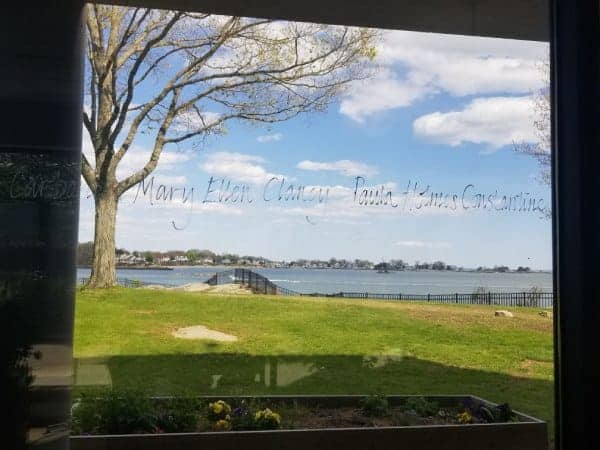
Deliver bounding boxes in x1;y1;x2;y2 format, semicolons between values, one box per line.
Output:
82;5;378;287
514;61;551;186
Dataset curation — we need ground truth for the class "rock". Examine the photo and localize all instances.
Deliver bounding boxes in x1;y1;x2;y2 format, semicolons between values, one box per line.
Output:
538;310;553;318
494;310;514;317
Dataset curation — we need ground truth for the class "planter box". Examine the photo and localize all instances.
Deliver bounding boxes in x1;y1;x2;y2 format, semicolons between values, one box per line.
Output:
70;395;547;450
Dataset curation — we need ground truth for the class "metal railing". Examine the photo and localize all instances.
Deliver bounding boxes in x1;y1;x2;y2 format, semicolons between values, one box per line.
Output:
206;268;281;295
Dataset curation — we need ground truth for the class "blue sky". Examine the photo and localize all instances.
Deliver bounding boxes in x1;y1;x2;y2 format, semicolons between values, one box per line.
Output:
80;27;551;269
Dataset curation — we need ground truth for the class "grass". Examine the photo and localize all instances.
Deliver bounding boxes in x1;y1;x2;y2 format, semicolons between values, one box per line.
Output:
74;287;554;443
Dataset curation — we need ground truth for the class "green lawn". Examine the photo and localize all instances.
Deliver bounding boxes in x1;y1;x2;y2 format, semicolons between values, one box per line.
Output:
74;288;554;441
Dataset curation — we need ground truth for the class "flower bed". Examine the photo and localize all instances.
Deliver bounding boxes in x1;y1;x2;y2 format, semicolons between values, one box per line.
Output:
70;393;547;450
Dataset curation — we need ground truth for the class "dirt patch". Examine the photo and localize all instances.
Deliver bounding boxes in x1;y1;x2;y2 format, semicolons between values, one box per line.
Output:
208;284;253;295
171;325;238;342
514;358;554;377
178;283;212;292
175;283;252;294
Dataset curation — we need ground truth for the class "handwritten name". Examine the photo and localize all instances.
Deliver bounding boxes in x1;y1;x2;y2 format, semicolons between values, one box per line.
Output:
353;177;546;214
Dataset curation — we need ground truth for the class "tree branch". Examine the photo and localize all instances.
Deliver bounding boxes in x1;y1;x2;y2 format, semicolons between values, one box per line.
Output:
107;11;183;151
81;153;97;194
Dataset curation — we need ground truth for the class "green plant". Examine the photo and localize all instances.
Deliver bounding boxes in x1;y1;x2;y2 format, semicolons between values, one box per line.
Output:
402;397;439;417
360;394;389;417
154;398;201;433
72;390;155;435
71;393;101;435
254;408;281;430
230;400;257;430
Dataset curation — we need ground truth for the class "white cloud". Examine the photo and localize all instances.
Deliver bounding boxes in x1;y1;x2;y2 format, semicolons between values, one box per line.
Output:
117;146;192;181
340;68;428;123
199;151;284;185
394;240;452;249
257;133;283;143
297;159;378;177
340;30;548;122
412;96;537;150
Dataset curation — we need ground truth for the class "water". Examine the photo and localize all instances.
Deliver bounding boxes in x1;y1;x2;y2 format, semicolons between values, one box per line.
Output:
77;267;552;295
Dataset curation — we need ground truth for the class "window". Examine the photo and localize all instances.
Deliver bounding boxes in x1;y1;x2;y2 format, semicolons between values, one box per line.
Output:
73;4;554;448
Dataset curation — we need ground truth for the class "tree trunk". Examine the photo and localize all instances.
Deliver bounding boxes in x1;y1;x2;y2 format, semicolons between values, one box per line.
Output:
88;190;118;287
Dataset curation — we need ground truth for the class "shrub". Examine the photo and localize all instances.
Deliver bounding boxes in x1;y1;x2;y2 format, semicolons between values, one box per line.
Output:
72;390;155;435
360;394;389;417
154;398;201;433
526;286;544;307
471;286;488;303
71;394;101;435
72;391;202;435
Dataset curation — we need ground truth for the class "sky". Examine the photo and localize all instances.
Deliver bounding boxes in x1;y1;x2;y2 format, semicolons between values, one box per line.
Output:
79;24;552;270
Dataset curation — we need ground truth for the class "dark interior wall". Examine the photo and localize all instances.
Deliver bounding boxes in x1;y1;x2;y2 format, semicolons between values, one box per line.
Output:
551;2;600;450
98;0;550;41
0;2;85;449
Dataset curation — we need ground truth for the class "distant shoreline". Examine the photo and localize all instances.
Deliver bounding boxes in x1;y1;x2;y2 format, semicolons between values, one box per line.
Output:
77;265;551;274
77;265;174;271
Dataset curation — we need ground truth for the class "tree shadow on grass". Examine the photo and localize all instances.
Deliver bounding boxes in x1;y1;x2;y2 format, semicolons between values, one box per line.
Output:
73;353;553;429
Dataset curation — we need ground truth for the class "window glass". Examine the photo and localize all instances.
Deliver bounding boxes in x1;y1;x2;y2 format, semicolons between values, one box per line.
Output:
75;5;553;446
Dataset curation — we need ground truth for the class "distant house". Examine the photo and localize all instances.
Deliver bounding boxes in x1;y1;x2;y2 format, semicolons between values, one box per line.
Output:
201;257;214;265
174;255;189;263
118;254;144;265
116;253;131;264
221;258;232;265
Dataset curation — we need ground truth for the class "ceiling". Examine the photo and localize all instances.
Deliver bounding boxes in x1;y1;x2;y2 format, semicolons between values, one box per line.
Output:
98;0;550;42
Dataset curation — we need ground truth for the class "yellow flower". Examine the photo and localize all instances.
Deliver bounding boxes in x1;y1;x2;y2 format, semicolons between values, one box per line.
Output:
457;411;473;424
213;419;231;431
254;408;282;428
209;400;231;415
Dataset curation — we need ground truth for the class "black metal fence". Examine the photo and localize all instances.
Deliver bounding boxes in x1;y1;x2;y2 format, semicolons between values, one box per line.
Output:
206;268;282;295
204;269;555;308
326;291;554;308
